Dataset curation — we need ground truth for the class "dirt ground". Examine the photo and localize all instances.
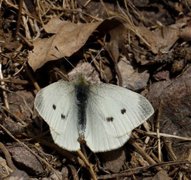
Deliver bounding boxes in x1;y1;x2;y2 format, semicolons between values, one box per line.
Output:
0;0;191;179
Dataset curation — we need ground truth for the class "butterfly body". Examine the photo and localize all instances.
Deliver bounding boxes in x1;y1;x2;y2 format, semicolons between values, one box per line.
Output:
74;79;90;141
34;77;154;152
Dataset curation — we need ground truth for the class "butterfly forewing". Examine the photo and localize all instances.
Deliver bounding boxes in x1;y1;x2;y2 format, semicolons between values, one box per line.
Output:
34;81;80;151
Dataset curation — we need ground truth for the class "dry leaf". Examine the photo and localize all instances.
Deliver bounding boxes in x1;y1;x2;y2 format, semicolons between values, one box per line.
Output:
143;170;172;180
28;17;102;71
137;26;179;54
147;66;191;160
0;157;12;178
179;25;191;41
8;145;44;175
118;58;150;91
99;148;126;173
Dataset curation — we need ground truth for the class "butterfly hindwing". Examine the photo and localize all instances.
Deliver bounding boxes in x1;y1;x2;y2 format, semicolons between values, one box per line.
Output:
85;100;132;152
34;80;80;151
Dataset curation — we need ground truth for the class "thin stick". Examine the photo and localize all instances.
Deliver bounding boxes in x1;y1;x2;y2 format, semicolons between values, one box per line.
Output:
156;102;162;162
2;106;27;126
129;137;156;166
136;129;191;141
15;0;23;38
156;123;162;161
25;65;41;91
143;121;151;150
0;78;29;85
130;140;162;171
0;142;16;171
98;160;191;179
77;150;97;180
0;64;9;109
163;139;177;161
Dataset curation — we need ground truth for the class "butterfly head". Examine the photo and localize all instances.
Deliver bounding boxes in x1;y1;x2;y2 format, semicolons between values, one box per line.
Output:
68;62;101;85
75;74;91;86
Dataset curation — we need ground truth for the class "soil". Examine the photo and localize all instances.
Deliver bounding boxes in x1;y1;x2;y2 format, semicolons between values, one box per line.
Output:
0;0;191;179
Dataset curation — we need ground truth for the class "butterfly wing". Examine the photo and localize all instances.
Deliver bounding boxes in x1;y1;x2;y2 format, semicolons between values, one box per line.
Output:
85;109;131;152
85;83;154;152
34;80;80;151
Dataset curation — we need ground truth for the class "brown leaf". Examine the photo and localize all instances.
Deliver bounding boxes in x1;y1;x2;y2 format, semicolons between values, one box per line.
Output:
4;170;30;180
147;66;191;160
0;157;12;178
118;59;150;91
151;170;172;180
8;145;44;175
179;25;191;41
8;90;34;122
143;170;171;180
137;25;179;54
28;17;102;71
99;148;126;173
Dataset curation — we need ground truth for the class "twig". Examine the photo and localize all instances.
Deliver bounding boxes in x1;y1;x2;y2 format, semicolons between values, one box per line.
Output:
0;86;33;116
22;14;32;40
15;0;23;38
129;139;158;166
136;129;191;141
25;65;41;91
4;0;39;21
77;150;97;180
1;106;27;126
17;33;34;48
0;78;29;85
68;165;79;180
0;142;16;171
0;64;9;109
50;7;102;21
132;132;160;163
156;102;162;162
13;60;27;77
98;160;191;179
83;0;92;7
163;139;177;161
143;121;151;150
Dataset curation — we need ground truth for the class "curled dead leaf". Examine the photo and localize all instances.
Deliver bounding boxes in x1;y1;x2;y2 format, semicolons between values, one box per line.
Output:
28;17;102;71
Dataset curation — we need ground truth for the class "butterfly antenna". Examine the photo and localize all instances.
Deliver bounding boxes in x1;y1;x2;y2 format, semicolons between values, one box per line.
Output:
89;48;104;64
63;56;75;68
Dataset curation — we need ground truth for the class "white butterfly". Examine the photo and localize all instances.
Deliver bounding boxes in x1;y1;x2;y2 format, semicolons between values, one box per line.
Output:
34;76;154;152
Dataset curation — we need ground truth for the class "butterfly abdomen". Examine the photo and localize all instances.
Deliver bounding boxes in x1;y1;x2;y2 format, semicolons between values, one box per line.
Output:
75;82;90;140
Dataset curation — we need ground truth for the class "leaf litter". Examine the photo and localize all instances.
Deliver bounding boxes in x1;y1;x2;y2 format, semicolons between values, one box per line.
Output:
0;0;191;179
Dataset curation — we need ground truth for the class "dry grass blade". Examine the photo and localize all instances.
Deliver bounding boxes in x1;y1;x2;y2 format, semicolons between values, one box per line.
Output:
0;142;16;171
77;150;97;180
136;130;191;141
0;64;9;109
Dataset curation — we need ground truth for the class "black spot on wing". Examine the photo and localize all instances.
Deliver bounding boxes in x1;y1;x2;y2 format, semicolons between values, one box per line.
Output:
121;108;126;114
61;114;65;120
106;117;114;122
52;104;56;110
